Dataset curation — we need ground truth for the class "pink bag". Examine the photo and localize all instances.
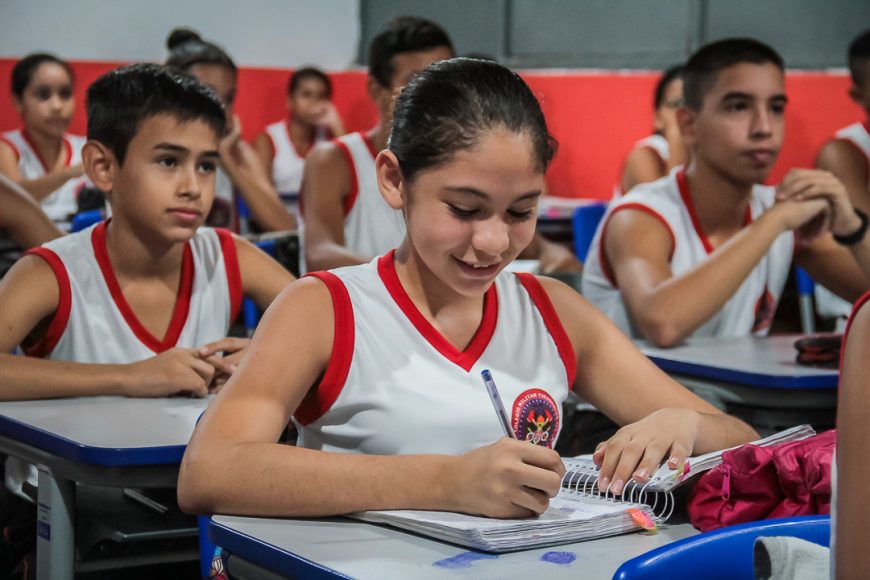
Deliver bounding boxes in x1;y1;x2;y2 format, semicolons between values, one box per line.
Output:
687;430;835;531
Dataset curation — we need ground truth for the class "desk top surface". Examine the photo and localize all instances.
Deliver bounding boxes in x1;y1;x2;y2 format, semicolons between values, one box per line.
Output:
211;514;696;580
638;335;838;389
0;396;209;466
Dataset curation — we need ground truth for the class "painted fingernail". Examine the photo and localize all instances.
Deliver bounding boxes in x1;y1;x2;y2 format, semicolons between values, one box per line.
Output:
611;479;624;495
598;476;610;491
633;468;649;481
668;456;678;466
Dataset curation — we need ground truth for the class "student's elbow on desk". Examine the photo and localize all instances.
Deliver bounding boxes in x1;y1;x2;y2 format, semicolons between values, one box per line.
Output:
632;310;685;348
177;449;220;515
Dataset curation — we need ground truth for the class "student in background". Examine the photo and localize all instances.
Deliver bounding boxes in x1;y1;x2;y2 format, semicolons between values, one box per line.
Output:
179;58;756;521
833;290;870;579
0;53;89;228
814;29;870;327
582;38;870;346
165;28;296;233
0;63;293;402
617;65;688;197
254;66;345;212
302;16;581;274
0;172;62;276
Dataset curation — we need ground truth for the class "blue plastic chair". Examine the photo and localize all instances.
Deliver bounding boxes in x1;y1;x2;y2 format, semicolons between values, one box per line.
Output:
572;202;608;263
70;209;105;233
796;267;816;334
613;515;830;580
242;238;278;336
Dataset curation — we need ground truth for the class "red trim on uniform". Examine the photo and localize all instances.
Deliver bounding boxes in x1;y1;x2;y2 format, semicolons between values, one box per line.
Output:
295;271;355;425
362;132;378;159
286;119;314;159
21;248;71;358
598;203;676;288
334;138;359;216
0;135;20;163
677;169;751;255
515;273;578;385
377;250;498;372
863;120;870;135
21;129;51;173
841;289;870;370
91;221;195;353
215;229;243;322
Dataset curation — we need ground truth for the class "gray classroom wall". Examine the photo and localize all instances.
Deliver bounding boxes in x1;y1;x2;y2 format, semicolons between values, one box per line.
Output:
361;0;868;69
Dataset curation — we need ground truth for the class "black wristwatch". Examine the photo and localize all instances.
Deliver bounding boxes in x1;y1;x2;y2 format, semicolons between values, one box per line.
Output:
834;208;869;246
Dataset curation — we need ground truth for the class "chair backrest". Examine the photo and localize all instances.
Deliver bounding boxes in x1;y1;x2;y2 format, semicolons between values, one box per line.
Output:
613;515;830;580
242;238;280;335
795;267;816;334
70;209;105;233
572;202;608;263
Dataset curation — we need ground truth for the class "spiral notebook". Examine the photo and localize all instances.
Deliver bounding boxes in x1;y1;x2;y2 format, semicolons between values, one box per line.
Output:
562;424;815;497
349;425;815;552
349;489;653;552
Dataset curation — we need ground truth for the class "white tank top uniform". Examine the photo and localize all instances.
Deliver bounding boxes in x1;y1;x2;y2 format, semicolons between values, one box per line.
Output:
264;120;326;208
0;129;89;226
614;134;671;198
4;221;243;499
812;121;870;325
332;132;406;259
584;169;794;339
296;250;575;454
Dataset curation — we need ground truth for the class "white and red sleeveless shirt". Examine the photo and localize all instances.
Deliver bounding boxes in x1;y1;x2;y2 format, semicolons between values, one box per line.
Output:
333;132;406;258
583;169;794;339
295;250;576;454
812;121;870;322
0;128;89;225
264;119;326;202
614;134;671;198
23;221;242;362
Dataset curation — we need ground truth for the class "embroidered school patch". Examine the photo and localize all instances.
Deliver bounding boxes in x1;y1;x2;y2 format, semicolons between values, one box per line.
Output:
511;388;559;447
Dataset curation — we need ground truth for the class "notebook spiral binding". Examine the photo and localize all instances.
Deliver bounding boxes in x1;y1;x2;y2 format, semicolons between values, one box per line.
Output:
561;469;675;524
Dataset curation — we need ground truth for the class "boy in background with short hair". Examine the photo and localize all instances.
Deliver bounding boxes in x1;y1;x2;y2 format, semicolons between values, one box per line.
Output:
583;38;870;346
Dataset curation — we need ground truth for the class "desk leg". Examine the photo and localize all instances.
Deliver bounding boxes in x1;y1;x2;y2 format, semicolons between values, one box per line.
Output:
36;465;75;580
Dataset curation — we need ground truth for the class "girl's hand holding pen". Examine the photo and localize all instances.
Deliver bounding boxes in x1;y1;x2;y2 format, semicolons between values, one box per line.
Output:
440;438;566;519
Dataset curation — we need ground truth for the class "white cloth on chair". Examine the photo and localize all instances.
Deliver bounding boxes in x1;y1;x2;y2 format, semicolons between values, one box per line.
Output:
754;535;830;580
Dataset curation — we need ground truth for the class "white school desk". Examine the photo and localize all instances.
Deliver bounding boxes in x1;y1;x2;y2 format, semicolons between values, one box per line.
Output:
209;515;697;580
0;396;209;580
636;335;838;430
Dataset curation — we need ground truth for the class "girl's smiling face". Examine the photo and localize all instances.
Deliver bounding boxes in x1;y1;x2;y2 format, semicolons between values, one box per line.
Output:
380;127;543;298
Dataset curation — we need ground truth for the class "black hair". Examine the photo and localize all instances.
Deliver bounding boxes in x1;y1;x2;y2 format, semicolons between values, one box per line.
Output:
86;63;226;165
288;67;332;97
848;29;870;86
683;38;784;110
11;53;74;99
654;65;684;109
389;58;556;182
368;16;454;88
165;28;237;76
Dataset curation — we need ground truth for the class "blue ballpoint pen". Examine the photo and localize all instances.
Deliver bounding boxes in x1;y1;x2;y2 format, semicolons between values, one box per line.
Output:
481;369;517;439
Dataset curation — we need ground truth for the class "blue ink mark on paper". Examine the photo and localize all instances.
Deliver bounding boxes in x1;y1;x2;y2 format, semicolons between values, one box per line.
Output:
540;551;576;565
433;551;498;569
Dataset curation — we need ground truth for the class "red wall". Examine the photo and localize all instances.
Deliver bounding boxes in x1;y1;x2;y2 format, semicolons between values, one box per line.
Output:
0;59;862;200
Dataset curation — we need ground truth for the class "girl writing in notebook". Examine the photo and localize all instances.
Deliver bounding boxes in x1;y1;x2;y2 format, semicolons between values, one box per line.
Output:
179;58;756;519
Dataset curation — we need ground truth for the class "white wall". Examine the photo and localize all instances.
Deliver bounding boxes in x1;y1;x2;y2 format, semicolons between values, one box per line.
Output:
0;0;360;70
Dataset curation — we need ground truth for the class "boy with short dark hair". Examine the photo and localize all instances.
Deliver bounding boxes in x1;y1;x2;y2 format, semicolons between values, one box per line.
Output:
0;63;293;401
583;38;870;346
302;16;580;273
